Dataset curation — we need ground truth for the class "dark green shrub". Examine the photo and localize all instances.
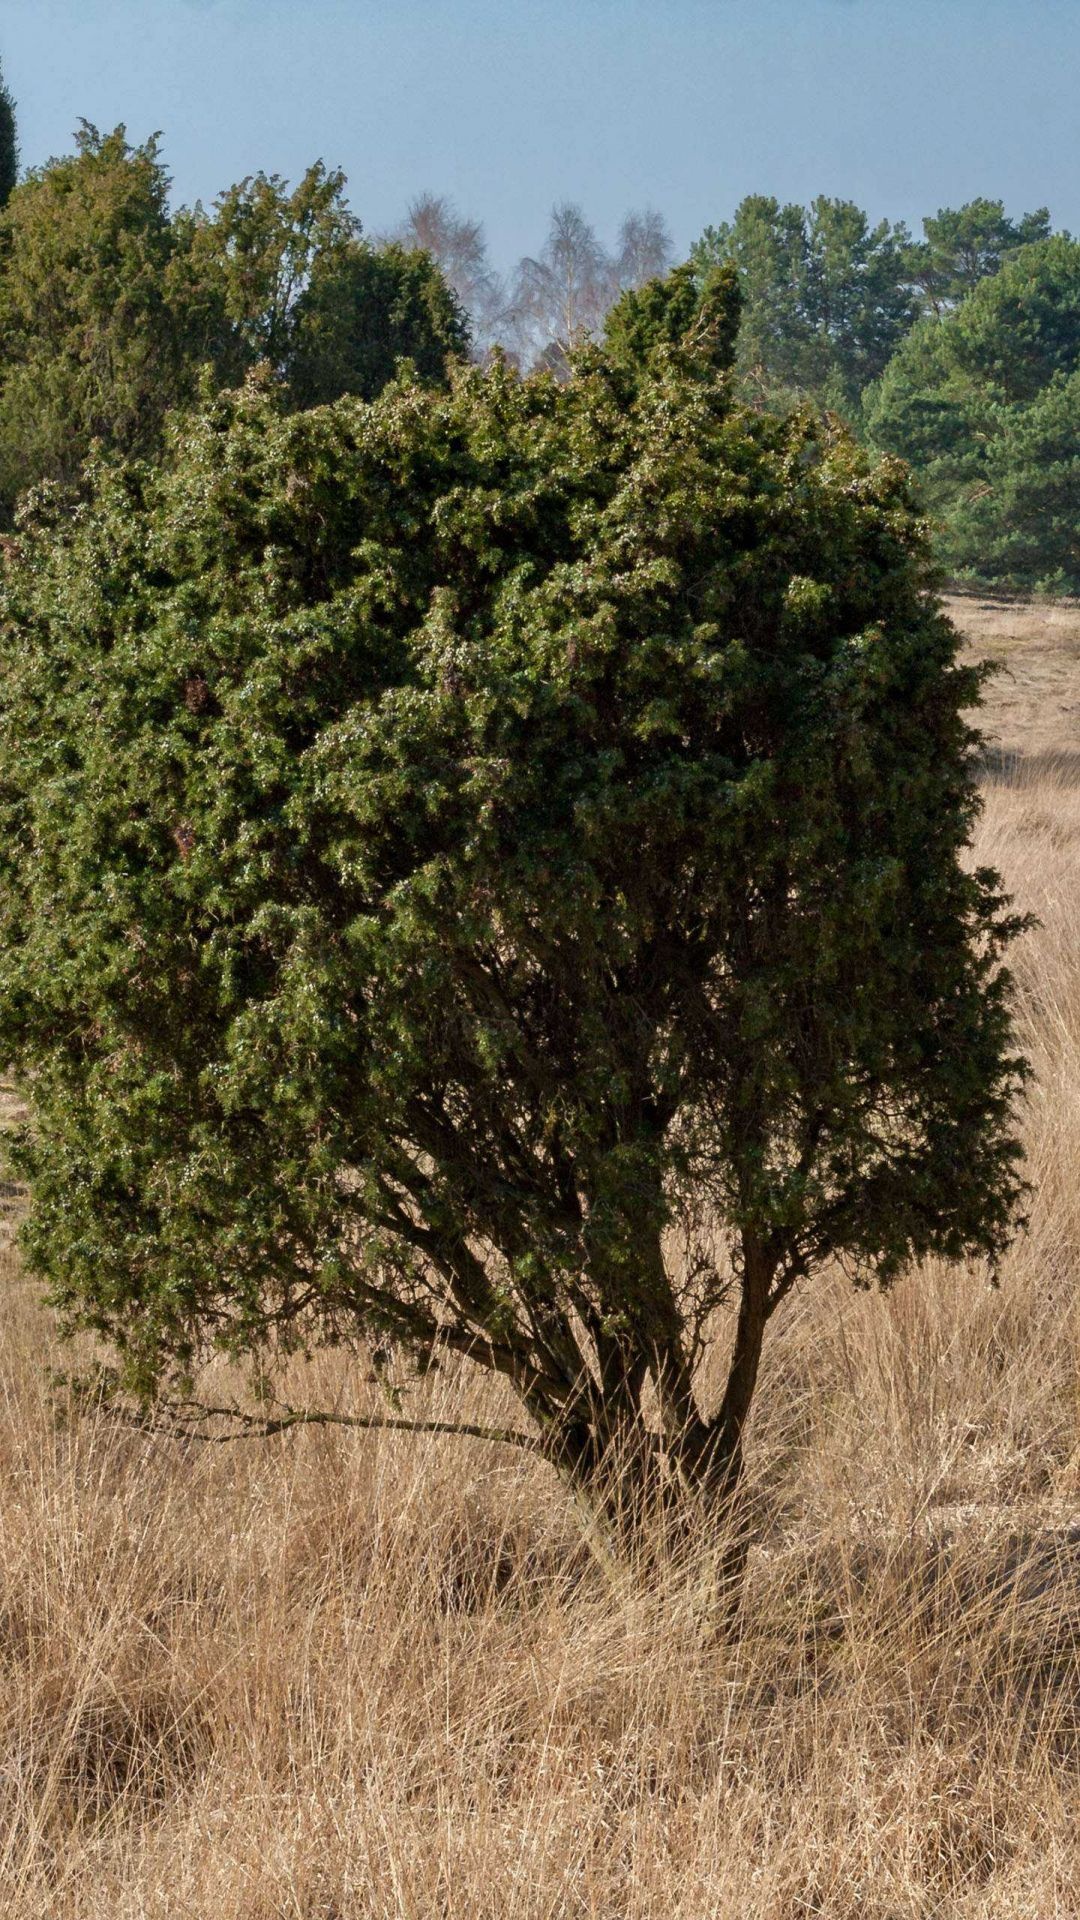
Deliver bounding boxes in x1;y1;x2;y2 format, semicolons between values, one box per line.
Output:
0;270;1026;1516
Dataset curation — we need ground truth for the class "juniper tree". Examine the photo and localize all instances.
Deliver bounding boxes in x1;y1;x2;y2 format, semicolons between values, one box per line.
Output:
287;239;469;406
0;262;1025;1518
0;137;469;522
0;125;218;514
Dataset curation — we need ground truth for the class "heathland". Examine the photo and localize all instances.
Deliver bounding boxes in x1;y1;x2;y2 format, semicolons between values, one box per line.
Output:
1;592;1079;1916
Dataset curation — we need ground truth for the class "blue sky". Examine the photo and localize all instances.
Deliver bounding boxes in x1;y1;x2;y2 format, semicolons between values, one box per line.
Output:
4;1;1077;269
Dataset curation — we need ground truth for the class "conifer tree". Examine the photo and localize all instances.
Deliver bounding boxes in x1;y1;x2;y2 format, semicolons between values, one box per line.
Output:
0;266;1026;1530
866;236;1080;589
0;59;17;208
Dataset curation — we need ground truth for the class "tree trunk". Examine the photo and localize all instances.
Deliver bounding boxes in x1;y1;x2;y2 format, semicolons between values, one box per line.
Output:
539;1227;776;1593
678;1228;776;1614
708;1228;774;1491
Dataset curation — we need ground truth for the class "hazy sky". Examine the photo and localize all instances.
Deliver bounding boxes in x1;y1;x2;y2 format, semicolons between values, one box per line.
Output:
3;1;1077;269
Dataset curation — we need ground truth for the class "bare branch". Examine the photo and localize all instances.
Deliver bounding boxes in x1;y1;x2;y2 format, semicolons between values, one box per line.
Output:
109;1396;545;1456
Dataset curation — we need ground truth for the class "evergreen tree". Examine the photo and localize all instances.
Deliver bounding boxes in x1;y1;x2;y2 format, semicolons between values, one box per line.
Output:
0;268;1025;1529
693;195;916;415
0;136;469;520
945;370;1080;591
905;199;1053;314
866;236;1080;588
191;169;470;403
0;59;17;208
189;163;359;380
288;239;468;406
0;125;228;515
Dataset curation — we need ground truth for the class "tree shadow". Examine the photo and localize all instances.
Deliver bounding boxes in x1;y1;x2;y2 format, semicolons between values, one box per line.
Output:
979;745;1080;788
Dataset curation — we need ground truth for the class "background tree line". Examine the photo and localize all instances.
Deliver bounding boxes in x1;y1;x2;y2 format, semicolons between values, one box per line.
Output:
398;192;1080;594
0;57;1079;588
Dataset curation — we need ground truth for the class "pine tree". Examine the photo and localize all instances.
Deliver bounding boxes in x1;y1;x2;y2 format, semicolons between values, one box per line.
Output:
866;236;1080;589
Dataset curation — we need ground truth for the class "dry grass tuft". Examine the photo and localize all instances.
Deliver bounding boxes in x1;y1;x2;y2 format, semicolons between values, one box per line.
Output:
3;593;1080;1915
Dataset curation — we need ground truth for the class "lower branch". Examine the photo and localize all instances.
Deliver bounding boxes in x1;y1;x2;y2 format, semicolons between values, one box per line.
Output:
106;1396;544;1456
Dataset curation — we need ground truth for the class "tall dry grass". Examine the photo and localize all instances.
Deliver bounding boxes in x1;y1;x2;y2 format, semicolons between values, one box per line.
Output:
3;596;1080;1916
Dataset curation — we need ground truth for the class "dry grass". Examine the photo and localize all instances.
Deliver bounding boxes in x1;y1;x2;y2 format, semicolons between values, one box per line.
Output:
4;594;1080;1915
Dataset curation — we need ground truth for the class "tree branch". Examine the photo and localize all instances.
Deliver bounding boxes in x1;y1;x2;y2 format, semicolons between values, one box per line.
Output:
111;1396;545;1455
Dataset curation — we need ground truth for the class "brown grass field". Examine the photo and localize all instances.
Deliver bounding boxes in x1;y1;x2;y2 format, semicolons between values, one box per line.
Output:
3;593;1080;1916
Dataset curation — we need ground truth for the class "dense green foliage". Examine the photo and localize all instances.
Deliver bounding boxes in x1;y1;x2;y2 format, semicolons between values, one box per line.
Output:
602;258;741;380
189;162;358;379
0;133;468;520
0;104;1069;589
0;60;16;209
865;237;1080;589
184;163;468;405
690;196;1057;435
0;269;1025;1506
288;239;468;406
0;126;218;510
906;199;1052;315
693;195;917;413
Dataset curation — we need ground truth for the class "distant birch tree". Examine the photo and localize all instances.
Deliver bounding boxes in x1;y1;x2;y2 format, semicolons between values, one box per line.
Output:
394;193;504;350
615;209;674;290
508;202;673;370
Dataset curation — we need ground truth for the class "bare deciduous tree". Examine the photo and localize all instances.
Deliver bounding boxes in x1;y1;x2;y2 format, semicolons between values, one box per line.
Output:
508;202;617;371
615;209;675;290
394;193;504;354
391;196;678;371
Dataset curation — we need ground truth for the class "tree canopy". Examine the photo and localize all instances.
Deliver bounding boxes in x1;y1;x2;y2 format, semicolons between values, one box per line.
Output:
906;199;1052;315
288;239;469;406
865;235;1080;588
0;264;1025;1516
692;194;917;414
0;125;217;512
187;162;359;381
0;111;1068;595
0;131;469;521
